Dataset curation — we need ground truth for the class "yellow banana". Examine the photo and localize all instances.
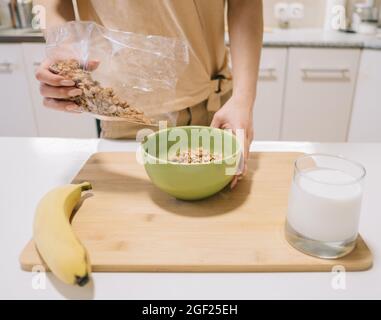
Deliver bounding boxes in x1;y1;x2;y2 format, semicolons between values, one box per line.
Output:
33;182;92;286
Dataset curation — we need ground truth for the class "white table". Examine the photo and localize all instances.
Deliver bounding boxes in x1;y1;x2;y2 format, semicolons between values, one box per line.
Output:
1;138;380;300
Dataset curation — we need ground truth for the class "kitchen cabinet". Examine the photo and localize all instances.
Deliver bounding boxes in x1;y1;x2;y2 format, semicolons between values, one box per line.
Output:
253;48;287;140
22;43;97;138
281;48;361;142
0;44;37;136
0;42;375;141
348;50;381;142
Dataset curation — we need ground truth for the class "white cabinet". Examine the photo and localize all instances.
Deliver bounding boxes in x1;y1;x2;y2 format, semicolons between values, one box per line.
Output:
0;44;37;136
348;50;381;142
253;48;287;140
281;48;361;142
0;43;374;141
22;43;97;138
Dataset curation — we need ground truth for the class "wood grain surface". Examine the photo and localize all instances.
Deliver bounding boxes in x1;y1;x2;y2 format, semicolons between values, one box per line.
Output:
20;152;373;272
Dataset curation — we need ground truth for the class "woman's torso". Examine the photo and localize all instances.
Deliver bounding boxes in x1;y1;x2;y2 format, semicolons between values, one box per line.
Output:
77;0;232;112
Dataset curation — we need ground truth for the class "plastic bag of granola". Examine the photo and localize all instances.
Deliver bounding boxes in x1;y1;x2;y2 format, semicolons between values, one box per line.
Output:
45;21;189;126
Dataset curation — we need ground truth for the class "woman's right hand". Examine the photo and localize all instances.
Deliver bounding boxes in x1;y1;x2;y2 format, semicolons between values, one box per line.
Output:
35;59;99;113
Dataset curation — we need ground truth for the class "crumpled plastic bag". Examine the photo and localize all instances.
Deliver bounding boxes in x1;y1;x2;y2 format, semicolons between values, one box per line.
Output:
45;21;189;125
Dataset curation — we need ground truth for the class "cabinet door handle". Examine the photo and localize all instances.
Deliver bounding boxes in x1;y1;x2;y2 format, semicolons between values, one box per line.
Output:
0;62;14;74
33;61;42;67
301;67;350;79
259;67;276;79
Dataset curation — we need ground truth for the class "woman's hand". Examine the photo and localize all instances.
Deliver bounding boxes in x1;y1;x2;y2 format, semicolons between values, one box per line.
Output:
35;59;99;113
211;95;254;188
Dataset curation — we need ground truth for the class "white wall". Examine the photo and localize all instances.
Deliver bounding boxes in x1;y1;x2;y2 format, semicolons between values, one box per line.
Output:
263;0;327;28
263;0;381;29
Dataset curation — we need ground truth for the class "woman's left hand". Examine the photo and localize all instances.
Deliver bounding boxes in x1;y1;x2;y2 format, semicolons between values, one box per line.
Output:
211;95;254;189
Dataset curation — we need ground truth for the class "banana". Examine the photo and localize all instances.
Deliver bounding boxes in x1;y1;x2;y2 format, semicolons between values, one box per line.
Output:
33;182;92;286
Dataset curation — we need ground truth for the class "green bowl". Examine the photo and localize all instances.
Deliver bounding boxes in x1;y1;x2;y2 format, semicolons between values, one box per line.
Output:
141;126;242;200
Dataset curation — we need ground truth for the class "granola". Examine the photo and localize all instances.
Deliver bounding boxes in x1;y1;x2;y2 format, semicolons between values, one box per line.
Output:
169;148;222;164
49;59;153;124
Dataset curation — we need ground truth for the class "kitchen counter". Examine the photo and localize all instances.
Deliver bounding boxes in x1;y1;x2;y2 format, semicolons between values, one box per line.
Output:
1;27;381;50
0;137;380;300
0;27;44;43
262;28;381;49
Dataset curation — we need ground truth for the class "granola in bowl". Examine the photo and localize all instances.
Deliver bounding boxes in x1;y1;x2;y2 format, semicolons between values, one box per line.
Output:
169;147;222;164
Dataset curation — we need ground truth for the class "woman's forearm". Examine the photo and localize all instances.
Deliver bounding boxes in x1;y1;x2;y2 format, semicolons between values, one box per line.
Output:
227;0;263;109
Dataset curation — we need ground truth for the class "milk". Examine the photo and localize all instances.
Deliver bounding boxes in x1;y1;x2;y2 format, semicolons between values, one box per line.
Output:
287;168;363;243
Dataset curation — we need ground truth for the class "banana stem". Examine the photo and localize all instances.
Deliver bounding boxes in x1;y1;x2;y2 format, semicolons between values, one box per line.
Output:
79;182;92;191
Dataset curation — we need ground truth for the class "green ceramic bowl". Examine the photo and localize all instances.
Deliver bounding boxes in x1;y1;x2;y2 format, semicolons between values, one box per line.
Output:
141;126;242;200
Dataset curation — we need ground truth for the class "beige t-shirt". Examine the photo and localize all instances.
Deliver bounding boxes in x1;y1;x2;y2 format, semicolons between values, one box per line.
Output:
76;0;232;113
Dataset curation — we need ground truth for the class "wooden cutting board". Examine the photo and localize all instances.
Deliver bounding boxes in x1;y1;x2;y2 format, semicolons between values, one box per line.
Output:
20;152;372;272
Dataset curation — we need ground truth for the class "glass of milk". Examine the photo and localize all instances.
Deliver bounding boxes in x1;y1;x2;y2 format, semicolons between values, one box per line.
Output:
285;154;366;259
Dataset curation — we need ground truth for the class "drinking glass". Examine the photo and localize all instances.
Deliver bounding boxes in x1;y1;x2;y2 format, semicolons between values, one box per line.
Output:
285;154;366;259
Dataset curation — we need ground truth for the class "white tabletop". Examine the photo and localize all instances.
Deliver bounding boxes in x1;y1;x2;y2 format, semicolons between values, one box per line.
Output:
1;138;380;300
